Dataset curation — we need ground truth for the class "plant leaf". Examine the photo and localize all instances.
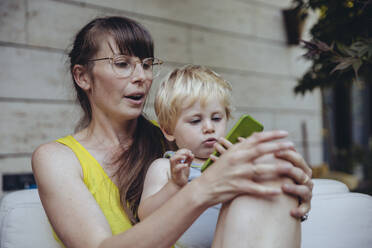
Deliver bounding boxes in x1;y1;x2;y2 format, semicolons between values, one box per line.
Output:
352;59;362;84
330;57;356;74
350;41;369;57
316;39;332;52
352;59;362;74
337;42;358;57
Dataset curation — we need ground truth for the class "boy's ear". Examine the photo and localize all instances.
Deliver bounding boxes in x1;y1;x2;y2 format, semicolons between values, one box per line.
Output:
161;127;175;142
72;64;92;91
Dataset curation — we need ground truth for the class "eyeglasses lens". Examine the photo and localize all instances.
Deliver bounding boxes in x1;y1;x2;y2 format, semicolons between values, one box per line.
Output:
112;56;161;78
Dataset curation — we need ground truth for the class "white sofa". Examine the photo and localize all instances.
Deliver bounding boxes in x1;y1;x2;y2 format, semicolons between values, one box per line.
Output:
1;179;371;248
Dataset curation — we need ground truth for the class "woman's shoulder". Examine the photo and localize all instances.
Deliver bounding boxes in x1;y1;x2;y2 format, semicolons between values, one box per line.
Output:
32;139;81;174
33;140;71;161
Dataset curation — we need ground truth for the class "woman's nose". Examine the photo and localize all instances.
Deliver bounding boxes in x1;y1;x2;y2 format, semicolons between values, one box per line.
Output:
131;62;146;82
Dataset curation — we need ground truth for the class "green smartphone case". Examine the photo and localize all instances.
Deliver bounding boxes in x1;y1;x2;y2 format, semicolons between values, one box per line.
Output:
201;114;264;172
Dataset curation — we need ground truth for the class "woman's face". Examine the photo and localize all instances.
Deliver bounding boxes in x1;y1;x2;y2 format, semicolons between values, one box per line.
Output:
87;37;153;122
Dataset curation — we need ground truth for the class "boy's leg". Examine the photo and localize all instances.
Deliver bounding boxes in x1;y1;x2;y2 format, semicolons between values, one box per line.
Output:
212;177;301;248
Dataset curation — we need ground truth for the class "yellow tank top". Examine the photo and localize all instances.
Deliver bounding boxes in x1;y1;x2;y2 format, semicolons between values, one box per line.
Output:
53;135;132;245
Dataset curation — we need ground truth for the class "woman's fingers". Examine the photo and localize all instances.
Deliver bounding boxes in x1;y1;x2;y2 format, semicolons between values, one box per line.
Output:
272;149;313;219
231;166;283;195
237;140;295;162
282;183;312;218
253;157;312;218
275;149;312;177
282;183;312;202
239;163;293;182
241;181;282;196
278;164;314;192
247;163;283;180
291;202;311;218
241;130;289;147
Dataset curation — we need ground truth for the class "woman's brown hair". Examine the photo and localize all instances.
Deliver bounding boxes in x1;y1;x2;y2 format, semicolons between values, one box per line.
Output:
68;16;171;223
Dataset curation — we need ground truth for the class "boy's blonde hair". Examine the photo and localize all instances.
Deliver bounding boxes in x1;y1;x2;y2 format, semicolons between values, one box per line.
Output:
155;65;233;134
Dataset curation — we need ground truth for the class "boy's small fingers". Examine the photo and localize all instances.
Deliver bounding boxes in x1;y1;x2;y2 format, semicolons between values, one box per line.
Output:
210;154;219;162
218;137;233;148
174;164;189;171
214;143;226;154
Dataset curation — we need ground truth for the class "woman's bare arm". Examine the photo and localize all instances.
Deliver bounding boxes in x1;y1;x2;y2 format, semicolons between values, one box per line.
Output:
33;142;114;248
33;142;208;248
33;131;299;248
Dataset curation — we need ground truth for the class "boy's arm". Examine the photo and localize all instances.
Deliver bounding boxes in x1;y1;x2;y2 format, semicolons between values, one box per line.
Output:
138;158;181;220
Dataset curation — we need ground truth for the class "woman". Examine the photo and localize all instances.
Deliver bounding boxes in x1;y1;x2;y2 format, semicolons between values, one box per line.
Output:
32;16;313;248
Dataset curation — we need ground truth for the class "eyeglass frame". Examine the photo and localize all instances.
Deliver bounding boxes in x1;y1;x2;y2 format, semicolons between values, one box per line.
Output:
87;54;163;79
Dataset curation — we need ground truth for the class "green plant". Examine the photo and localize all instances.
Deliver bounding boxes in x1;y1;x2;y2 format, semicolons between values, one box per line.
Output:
294;0;372;94
292;1;372;189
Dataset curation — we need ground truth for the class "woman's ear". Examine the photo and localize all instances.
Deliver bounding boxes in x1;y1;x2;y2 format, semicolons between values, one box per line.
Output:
161;127;175;142
72;64;92;91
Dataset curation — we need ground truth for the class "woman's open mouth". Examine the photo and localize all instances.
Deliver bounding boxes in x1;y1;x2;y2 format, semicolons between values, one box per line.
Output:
125;93;145;104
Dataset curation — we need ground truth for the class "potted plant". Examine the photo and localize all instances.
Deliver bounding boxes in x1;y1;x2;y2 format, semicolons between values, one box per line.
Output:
293;0;372;192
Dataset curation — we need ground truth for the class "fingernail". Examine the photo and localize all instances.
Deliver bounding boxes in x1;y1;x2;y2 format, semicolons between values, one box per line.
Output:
282;184;289;190
284;141;294;147
270;188;282;194
276;150;285;156
278;130;288;135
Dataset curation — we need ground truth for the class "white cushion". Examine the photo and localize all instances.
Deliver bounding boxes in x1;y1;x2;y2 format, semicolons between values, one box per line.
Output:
0;189;60;248
312;178;349;195
301;192;372;248
1;180;371;248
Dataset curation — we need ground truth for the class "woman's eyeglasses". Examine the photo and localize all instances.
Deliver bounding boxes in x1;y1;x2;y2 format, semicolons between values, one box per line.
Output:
88;55;163;79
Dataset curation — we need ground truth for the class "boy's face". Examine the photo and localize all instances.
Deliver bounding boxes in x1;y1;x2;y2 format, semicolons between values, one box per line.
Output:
166;98;228;163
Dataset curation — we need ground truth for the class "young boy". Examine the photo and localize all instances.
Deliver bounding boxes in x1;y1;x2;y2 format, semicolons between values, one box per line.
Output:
138;65;299;247
139;65;233;247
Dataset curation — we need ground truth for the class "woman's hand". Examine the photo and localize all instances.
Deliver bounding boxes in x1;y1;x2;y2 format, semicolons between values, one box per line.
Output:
197;130;296;206
274;149;313;219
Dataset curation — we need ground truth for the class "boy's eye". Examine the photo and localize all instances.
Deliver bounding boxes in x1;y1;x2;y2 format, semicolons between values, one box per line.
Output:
212;115;222;121
189;119;201;124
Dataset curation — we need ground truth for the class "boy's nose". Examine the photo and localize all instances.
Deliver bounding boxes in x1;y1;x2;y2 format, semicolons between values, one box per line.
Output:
203;121;215;133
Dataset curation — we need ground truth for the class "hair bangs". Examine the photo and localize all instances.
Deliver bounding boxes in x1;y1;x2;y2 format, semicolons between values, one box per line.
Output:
183;73;230;112
106;17;154;59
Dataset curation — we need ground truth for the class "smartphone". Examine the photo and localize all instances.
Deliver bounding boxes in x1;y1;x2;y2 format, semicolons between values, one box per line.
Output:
201;114;264;172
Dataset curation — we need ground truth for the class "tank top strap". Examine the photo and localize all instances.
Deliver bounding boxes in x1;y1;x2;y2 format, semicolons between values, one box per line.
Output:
55;135;115;190
56;135;96;165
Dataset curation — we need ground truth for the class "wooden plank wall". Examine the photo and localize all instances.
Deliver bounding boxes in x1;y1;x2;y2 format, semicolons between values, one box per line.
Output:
0;0;322;196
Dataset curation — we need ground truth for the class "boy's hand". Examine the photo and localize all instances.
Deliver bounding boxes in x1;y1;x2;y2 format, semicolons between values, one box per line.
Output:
169;149;194;187
210;137;233;162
